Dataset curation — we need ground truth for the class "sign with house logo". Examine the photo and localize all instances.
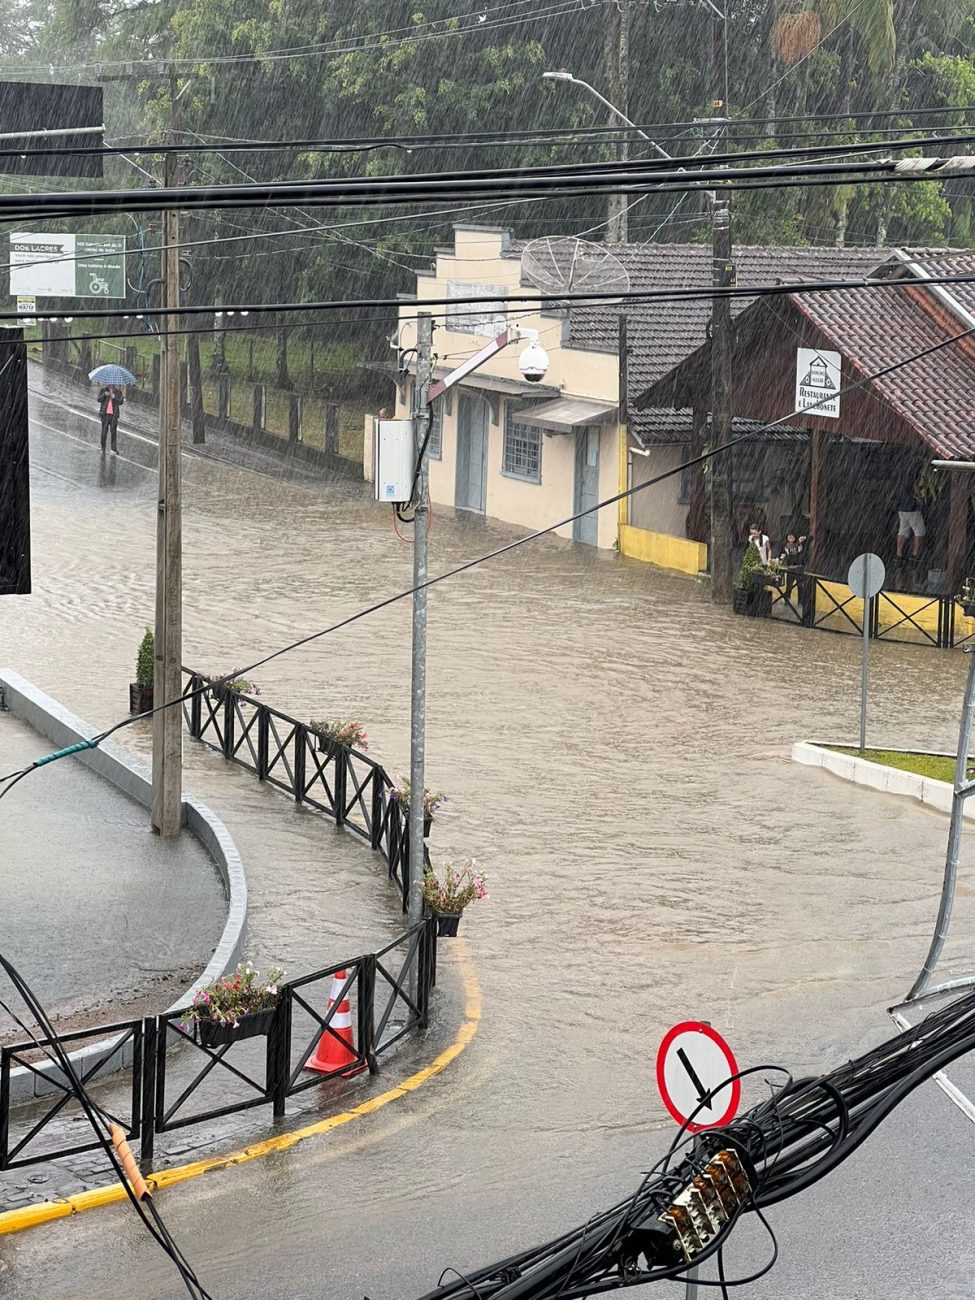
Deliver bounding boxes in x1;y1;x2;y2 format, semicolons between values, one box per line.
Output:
795;348;841;419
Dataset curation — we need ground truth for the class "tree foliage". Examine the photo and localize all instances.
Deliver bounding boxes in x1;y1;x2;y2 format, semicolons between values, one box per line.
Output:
2;0;974;345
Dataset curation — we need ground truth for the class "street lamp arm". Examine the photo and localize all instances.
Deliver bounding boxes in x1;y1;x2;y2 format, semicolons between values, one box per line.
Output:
541;70;672;160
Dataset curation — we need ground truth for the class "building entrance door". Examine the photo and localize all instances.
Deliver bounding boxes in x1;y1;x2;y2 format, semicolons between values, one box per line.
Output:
573;426;600;544
456;393;488;513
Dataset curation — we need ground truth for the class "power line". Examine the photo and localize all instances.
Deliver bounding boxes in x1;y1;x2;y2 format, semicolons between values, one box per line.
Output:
14;265;975;325
7;318;973;804
3;0;599;76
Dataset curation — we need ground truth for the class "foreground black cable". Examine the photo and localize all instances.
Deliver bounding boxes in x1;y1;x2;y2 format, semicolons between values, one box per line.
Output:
413;988;975;1300
0;952;213;1297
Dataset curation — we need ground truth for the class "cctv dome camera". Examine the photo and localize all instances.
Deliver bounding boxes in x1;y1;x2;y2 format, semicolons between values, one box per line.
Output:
519;340;550;383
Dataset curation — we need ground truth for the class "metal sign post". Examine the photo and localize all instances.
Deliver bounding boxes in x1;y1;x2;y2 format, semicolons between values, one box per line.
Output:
847;553;886;755
656;1021;740;1300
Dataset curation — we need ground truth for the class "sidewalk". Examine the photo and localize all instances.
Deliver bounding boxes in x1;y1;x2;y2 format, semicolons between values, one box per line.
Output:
0;711;224;1040
26;362;362;492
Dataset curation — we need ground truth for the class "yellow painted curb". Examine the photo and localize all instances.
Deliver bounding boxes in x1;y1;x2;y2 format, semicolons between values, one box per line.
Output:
0;943;480;1237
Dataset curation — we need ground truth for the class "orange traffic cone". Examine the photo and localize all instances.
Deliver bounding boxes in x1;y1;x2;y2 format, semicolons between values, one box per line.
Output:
305;969;359;1076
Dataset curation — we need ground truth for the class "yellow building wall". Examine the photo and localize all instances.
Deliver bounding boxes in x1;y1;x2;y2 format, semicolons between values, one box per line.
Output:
619;524;707;576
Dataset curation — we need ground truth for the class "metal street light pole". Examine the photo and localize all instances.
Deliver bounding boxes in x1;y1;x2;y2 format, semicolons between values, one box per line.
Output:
542;68;672;245
407;313;434;930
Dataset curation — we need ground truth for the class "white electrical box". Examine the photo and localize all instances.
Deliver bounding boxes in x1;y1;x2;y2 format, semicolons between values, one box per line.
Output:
374;419;415;504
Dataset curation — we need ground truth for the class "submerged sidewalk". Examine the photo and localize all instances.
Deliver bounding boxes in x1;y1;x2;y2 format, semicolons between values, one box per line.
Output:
0;710;225;1039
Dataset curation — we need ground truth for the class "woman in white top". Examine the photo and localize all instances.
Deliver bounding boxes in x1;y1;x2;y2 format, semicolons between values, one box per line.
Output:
748;524;772;566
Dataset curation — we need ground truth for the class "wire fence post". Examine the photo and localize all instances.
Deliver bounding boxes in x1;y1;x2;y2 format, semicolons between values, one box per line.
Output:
293;723;306;804
139;1016;157;1167
334;745;347;828
358;955;379;1074
257;706;269;780
371;771;384;851
221;690;234;760
269;993;291;1119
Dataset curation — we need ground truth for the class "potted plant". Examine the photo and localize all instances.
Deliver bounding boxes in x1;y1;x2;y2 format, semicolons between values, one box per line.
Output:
308;719;368;755
959;578;975;619
205;670;261;704
392;778;447;837
129;627;154;714
422;860;487;937
183;961;284;1048
733;543;773;618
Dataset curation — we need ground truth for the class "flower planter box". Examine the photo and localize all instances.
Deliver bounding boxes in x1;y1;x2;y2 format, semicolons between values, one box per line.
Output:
196;1006;277;1049
316;735;352;760
961;602;975;620
434;911;462;937
403;814;434;838
129;682;153;714
732;587;772;619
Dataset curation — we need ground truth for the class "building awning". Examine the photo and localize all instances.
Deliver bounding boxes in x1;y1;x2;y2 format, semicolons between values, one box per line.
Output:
516;397;618;430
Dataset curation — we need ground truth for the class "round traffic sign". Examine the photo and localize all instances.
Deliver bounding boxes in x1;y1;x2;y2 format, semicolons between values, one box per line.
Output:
656;1022;741;1132
847;552;885;600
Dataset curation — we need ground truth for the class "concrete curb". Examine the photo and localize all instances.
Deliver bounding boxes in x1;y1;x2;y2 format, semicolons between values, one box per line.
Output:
0;669;247;1103
791;740;971;819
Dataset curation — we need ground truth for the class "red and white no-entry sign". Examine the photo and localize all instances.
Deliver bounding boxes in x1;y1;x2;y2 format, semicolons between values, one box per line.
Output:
656;1022;741;1133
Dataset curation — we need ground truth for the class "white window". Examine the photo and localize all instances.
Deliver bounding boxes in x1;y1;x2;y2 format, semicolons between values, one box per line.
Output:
503;404;541;483
427;400;443;460
446;281;507;336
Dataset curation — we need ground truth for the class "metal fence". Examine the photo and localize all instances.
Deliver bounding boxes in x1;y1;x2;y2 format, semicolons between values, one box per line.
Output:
182;673;415;903
0;675;439;1172
766;572;973;649
1;924;434;1170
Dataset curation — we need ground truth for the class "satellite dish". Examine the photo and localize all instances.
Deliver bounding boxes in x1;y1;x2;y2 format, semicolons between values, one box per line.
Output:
521;236;630;306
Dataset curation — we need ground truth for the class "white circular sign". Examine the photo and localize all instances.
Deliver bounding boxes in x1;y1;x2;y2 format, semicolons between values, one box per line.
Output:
656;1022;740;1132
847;552;885;600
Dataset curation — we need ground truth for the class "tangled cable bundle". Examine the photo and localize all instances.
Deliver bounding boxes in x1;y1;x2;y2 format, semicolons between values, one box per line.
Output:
418;988;975;1300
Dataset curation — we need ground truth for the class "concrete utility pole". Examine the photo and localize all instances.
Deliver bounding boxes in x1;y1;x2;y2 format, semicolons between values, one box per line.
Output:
151;70;183;837
708;1;735;606
604;0;631;243
407;312;434;929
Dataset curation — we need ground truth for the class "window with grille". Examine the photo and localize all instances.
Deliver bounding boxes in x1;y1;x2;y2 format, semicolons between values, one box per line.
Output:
427;400;443;460
446;281;507;336
503;404;542;483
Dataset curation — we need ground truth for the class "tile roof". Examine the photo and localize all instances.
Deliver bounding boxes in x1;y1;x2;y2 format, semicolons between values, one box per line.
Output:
789;278;975;459
557;243;895;446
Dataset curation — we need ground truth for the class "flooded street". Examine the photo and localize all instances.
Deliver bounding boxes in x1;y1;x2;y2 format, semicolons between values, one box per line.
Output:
4;378;975;1297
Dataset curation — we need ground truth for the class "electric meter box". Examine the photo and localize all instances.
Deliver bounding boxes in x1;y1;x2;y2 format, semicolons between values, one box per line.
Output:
374;419;415;504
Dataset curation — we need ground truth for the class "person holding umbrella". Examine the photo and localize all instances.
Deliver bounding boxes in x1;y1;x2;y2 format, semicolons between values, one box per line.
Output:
89;363;135;454
98;384;123;452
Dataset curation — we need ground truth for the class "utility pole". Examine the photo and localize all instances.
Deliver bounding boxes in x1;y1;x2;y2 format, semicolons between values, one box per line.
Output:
708;1;735;606
604;0;630;243
151;69;183;837
407;313;434;930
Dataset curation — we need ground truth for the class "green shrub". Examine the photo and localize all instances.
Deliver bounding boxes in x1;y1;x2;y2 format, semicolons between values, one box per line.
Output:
136;627;154;686
736;542;763;590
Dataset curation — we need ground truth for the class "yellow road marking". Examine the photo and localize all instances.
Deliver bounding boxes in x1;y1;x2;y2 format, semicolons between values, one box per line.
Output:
0;942;480;1236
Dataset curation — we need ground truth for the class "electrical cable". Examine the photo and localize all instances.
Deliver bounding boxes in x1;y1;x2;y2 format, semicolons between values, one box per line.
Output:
6;317;971;808
17;262;975;328
2;139;974;228
0;952;213;1297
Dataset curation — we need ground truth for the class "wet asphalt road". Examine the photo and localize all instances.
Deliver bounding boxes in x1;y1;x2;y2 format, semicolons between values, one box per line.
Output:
2;368;975;1297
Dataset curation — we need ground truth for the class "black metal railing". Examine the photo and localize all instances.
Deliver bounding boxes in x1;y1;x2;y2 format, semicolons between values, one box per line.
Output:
1;918;436;1171
767;573;971;649
1;676;442;1174
182;674;416;903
